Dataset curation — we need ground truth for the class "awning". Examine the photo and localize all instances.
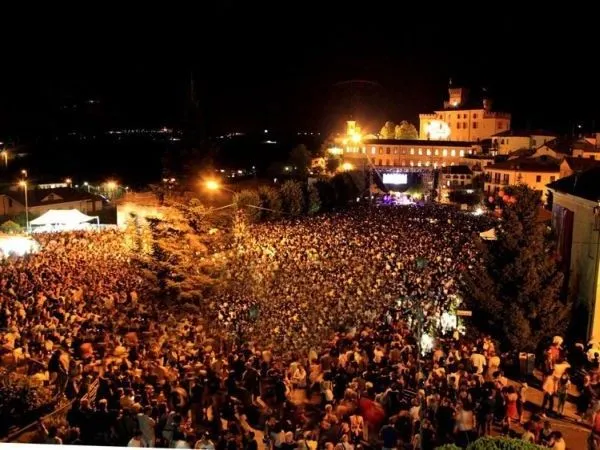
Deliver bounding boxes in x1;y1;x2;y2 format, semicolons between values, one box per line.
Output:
29;209;99;227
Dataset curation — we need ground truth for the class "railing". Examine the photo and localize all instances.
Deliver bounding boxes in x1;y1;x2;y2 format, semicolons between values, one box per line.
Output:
2;378;99;443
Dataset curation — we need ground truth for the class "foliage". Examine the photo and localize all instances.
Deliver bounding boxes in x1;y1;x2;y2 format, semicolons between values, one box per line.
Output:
466;436;544;449
289;144;312;179
233;190;261;223
326;157;340;173
307;184;321;215
394;120;419;139
0;220;21;233
464;185;569;352
380;121;396;139
257;186;282;220
280;180;305;216
331;173;360;205
448;191;481;206
314;180;337;211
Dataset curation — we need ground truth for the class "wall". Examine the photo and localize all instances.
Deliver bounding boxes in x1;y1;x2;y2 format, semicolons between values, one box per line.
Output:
0;196;102;216
483;168;559;202
549;190;600;339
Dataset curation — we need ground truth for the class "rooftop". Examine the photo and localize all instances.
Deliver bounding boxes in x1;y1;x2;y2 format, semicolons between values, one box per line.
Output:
364;138;476;147
547;166;600;202
492;129;557;138
2;187;105;208
441;165;473;175
562;156;600;172
485;156;560;173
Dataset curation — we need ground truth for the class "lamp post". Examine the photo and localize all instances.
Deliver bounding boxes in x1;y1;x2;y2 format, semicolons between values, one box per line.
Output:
83;181;90;192
19;180;29;231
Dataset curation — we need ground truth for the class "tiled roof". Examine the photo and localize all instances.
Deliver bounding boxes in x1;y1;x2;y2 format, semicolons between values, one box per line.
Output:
562;156;600;172
2;187;104;208
485;156;560;173
365;139;475;147
547;166;600;202
492;129;557;138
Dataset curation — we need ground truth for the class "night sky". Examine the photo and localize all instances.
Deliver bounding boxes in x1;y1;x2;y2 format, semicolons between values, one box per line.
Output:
1;5;597;138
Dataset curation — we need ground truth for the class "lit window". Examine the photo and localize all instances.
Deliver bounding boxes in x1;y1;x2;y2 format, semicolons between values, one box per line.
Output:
418;148;422;155
410;148;415;155
434;149;439;156
450;149;456;157
410;161;414;166
371;147;376;155
393;148;398;154
417;161;422;167
426;148;431;156
459;150;464;157
442;162;446;167
442;149;448;157
451;162;455;166
378;147;383;154
433;162;438;168
425;161;430;166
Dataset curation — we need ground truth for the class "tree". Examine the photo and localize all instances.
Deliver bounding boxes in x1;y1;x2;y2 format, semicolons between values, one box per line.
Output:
464;185;570;352
307;184;321;215
394;120;419;139
379;121;396;139
280;180;305;216
406;181;425;199
0;220;21;233
289;144;312;179
326;157;340;173
257;186;282;220
314;180;336;211
233;189;261;223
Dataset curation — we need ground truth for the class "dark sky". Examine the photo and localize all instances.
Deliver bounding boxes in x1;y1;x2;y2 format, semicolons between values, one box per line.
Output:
1;5;598;137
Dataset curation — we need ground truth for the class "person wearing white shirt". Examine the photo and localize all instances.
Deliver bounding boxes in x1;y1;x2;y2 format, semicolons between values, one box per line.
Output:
470;348;486;375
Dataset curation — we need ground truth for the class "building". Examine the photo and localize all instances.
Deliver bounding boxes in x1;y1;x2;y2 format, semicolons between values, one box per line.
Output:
419;86;511;142
0;187;104;218
491;130;557;155
440;165;473;188
483;156;560;202
343;138;486;171
559;156;600;179
546;167;600;340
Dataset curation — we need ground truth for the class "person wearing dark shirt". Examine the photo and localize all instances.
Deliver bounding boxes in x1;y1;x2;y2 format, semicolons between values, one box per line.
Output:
380;420;398;450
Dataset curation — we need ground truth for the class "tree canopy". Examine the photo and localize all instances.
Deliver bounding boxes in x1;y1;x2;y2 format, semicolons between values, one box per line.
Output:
380;121;396;139
394;120;419;139
464;185;570;351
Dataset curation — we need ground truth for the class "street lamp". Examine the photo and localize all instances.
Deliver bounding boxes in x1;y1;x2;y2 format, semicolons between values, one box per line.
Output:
0;150;7;168
19;180;28;231
205;179;235;194
65;177;72;187
83;181;90;192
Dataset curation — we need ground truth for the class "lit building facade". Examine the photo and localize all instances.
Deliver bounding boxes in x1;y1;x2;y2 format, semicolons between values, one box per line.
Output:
419;87;511;142
343;139;485;170
491;130;557;155
483;157;560;202
547;168;600;340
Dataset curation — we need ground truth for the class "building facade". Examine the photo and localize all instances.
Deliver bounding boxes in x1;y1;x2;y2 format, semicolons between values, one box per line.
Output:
419;87;511;142
491;130;557;155
547;168;600;340
0;188;104;217
483;156;560;202
344;139;487;171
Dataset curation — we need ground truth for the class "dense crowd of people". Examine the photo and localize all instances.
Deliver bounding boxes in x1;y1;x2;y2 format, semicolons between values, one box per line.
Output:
0;204;578;448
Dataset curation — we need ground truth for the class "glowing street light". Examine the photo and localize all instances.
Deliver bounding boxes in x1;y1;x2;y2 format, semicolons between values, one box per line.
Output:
18;180;29;231
83;181;90;192
65;177;72;186
350;132;362;144
341;162;354;172
0;150;7;168
205;179;235;194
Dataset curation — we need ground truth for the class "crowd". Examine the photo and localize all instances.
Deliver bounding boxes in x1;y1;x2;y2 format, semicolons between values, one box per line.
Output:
0;204;576;448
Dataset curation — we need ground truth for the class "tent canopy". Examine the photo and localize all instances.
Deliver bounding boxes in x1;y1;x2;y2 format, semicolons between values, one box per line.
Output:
480;228;497;241
30;209;99;227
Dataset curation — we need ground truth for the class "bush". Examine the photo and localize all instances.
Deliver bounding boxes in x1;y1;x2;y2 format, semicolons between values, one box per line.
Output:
233;190;261;223
0;220;21;234
280;180;305;216
257;186;282;220
462;436;545;450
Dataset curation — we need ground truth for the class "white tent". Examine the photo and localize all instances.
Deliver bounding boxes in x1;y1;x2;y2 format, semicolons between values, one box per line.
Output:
480;228;497;241
30;209;99;228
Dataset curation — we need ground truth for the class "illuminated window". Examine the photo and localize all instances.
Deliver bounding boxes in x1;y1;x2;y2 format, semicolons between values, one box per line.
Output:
459;150;464;157
442;162;446;167
425;161;430;167
401;148;407;155
378;147;383;154
410;161;414;166
371;147;376;155
426;148;431;156
434;149;439;156
451;162;455;166
417;161;422;167
433;162;438;168
442;149;448;157
418;148;422;155
402;160;406;166
450;149;456;157
393;148;398;154
410;148;415;155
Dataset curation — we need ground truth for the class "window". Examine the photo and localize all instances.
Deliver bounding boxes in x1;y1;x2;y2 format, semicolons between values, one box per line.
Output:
378;147;383;154
536;175;541;182
386;147;391;154
426;148;431;156
463;122;467;128
417;148;422;155
393;148;398;154
371;147;376;155
378;159;383;165
498;122;504;130
442;149;448;157
502;174;509;183
417;161;422;167
410;161;414;167
457;123;461;129
550;176;556;182
434;149;439;156
473;122;478;129
410;148;415;155
394;159;399;165
459;150;465;157
425;161;430;167
401;148;407;155
450;149;456;157
473;113;477;119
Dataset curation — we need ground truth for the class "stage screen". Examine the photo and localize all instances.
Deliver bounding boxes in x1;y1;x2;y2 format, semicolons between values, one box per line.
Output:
382;173;408;185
